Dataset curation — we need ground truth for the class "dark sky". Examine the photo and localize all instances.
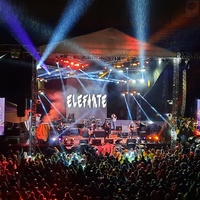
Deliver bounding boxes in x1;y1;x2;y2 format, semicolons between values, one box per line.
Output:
1;0;200;118
1;0;200;50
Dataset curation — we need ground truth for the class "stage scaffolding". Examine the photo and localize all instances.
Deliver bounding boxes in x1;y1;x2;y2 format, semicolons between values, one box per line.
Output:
28;59;37;153
172;58;179;117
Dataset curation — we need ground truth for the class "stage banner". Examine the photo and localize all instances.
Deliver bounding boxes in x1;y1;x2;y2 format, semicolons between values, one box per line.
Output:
65;78;107;124
36;123;50;141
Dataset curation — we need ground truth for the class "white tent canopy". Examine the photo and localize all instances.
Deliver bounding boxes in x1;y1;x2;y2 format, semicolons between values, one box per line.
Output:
39;27;177;58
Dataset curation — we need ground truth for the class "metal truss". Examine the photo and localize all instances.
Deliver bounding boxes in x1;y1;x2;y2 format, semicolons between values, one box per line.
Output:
172;58;179;117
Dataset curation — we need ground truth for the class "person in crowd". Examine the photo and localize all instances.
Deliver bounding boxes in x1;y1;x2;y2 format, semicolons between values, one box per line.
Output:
0;116;200;200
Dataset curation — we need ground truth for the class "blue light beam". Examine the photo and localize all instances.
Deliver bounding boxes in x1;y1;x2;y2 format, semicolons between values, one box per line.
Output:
123;95;133;120
132;95;150;121
39;0;94;67
127;0;150;67
0;0;49;73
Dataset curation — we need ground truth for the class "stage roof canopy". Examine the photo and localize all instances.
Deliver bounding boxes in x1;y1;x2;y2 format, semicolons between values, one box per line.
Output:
39;27;176;57
38;28;177;83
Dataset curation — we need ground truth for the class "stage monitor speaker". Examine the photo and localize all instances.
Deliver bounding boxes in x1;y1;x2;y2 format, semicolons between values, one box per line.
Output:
127;138;137;144
82;130;89;138
127;143;136;150
69;128;79;135
104;139;114;144
79;139;88;145
121;132;128;138
91;139;101;146
94;130;105;137
116;126;122;131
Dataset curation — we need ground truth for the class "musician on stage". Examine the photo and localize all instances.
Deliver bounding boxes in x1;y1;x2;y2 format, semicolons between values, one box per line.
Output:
88;121;96;142
103;121;111;139
111;113;117;130
128;121;138;138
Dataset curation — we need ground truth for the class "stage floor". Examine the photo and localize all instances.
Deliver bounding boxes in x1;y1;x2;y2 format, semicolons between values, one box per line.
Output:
2;130;168;154
24;131;168;151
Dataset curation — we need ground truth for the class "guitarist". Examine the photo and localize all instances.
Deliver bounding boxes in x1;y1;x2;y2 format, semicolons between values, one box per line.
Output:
103;121;111;139
128;121;138;138
88;121;96;142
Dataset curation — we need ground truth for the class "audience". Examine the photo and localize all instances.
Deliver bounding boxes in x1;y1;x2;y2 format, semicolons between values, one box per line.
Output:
0;138;200;200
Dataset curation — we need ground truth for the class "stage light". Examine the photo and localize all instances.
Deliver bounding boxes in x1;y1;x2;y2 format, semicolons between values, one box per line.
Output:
64;137;68;145
52;137;57;142
38;91;44;95
140;79;145;83
155;136;159;141
167;100;173;105
70;138;74;145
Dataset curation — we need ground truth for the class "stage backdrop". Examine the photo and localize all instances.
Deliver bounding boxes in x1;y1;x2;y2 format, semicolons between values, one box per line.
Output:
65;78;107;124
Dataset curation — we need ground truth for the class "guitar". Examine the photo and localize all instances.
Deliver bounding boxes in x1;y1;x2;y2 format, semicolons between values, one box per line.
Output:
129;123;138;133
88;123;96;135
88;128;94;135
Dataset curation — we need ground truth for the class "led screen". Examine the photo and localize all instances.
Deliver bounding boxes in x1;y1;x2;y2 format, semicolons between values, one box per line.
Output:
65;78;107;125
0;98;5;136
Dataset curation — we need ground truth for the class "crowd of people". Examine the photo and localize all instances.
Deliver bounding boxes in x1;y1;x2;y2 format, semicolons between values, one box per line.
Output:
1;115;200;199
0;135;200;200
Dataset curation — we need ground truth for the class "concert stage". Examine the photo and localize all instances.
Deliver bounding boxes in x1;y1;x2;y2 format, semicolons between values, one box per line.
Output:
1;129;169;155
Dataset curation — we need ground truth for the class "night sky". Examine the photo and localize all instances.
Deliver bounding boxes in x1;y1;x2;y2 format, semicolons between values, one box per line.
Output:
1;0;200;119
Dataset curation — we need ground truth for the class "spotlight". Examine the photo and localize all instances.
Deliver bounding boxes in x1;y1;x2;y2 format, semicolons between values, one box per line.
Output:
38;91;44;95
64;137;68;145
52;137;57;142
167;100;173;105
155;136;159;141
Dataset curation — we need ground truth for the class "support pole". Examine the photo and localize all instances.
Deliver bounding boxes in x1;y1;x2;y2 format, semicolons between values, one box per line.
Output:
29;58;37;155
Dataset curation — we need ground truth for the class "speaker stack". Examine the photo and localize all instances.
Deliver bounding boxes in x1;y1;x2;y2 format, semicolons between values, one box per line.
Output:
91;139;101;146
104;138;114;144
126;138;136;149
